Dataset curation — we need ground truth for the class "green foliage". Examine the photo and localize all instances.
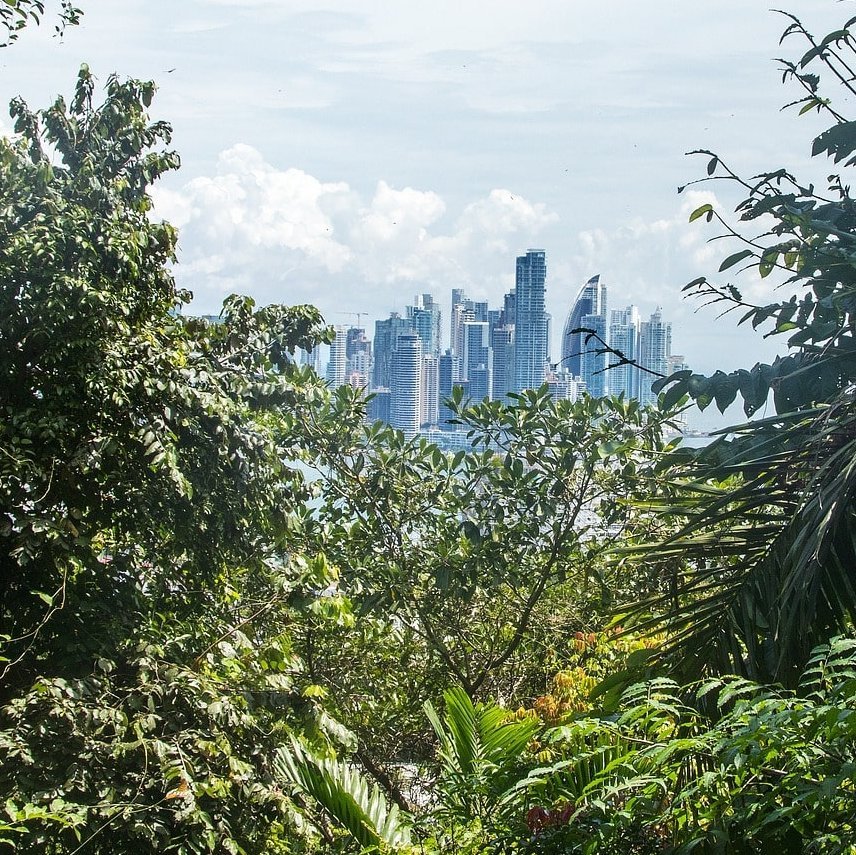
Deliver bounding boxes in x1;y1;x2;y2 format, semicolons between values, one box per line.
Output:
0;65;329;671
0;0;81;46
0;69;336;852
547;637;856;853
616;9;856;684
424;686;540;825
271;635;856;852
274;738;412;852
290;385;675;784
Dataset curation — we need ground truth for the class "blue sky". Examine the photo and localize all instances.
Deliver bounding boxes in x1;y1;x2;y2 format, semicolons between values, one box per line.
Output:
2;0;853;403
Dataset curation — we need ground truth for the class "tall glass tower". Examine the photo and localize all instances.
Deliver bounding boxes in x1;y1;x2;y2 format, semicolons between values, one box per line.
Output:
407;294;441;358
373;313;414;388
639;308;672;405
561;274;607;378
580;311;608;397
609;306;641;399
390;334;422;438
513;249;548;393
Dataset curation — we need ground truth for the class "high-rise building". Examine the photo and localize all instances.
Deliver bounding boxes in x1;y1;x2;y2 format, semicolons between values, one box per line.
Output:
325;325;349;387
579;311;608;397
346;327;369;361
562;274;607;377
373;313;414;388
462;320;491;400
462;320;489;377
438;350;461;429
513;249;548;393
420;355;439;427
638;308;672;405
545;368;584;402
468;364;491;402
347;350;372;390
300;343;322;374
367;388;391;424
609;306;641;399
490;324;515;401
407;294;442;358
389;333;422;438
344;327;372;388
450;289;471;358
666;354;690;429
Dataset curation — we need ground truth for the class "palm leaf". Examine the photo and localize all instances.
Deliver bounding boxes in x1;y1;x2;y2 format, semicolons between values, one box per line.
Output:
272;737;411;851
424;685;539;814
616;397;856;684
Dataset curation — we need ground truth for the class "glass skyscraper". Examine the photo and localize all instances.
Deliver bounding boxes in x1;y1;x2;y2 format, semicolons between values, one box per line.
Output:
513;249;548;393
390;334;422;438
561;274;607;378
609;306;641;399
639;309;672;405
373;313;414;388
407;294;441;358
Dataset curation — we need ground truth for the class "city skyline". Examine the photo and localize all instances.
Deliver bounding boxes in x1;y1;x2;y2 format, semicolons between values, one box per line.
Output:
318;249;680;437
1;1;845;400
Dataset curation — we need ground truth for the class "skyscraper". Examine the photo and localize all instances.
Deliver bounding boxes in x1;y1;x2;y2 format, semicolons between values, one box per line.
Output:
609;306;641;399
490;324;514;401
438;350;461;429
373;313;414;388
300;343;322;374
579;311;608;397
345;327;372;388
407;294;442;358
450;289;472;358
420;355;439;427
389;333;422;438
562;274;607;377
513;249;548;393
638;308;672;405
325;325;349;387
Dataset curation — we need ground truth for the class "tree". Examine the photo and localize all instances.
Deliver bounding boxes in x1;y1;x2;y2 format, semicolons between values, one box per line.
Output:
0;0;81;46
288;384;675;788
0;67;346;852
617;9;856;684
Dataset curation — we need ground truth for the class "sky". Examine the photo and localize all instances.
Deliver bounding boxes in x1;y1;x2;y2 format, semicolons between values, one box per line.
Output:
2;0;854;424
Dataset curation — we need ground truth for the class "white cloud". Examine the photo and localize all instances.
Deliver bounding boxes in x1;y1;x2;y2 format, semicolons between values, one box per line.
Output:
352;180;446;244
153;143;788;384
156;143;558;315
153;143;354;278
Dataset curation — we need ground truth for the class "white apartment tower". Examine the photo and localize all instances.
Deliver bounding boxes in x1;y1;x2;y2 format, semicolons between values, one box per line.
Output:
325;325;349;387
638;308;672;405
390;334;423;438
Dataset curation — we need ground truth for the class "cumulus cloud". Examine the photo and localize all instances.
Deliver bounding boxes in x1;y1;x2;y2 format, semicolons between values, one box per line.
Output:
153;143;558;317
566;188;771;315
561;186;793;388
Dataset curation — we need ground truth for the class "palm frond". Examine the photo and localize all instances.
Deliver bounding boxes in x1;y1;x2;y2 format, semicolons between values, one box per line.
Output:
424;685;540;816
273;737;412;851
617;396;856;684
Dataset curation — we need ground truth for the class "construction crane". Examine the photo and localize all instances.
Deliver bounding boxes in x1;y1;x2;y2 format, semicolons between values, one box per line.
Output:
333;311;367;328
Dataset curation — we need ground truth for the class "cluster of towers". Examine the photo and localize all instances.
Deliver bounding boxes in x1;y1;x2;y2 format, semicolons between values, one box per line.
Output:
562;275;685;405
306;251;684;439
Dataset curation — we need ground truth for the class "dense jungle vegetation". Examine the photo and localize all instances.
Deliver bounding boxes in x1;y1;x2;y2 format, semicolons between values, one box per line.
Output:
2;3;856;852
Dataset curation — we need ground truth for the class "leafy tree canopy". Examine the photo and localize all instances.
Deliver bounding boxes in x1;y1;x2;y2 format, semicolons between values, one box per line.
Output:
618;10;856;684
0;66;345;852
0;0;81;46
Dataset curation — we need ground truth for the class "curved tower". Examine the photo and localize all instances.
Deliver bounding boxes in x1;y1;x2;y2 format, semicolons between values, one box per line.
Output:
561;275;607;377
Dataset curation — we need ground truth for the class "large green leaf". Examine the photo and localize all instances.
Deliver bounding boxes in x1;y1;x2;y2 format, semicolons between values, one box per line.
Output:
273;738;412;851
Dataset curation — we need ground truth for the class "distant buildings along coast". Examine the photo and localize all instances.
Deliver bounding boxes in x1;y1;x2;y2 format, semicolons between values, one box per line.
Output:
300;250;686;441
